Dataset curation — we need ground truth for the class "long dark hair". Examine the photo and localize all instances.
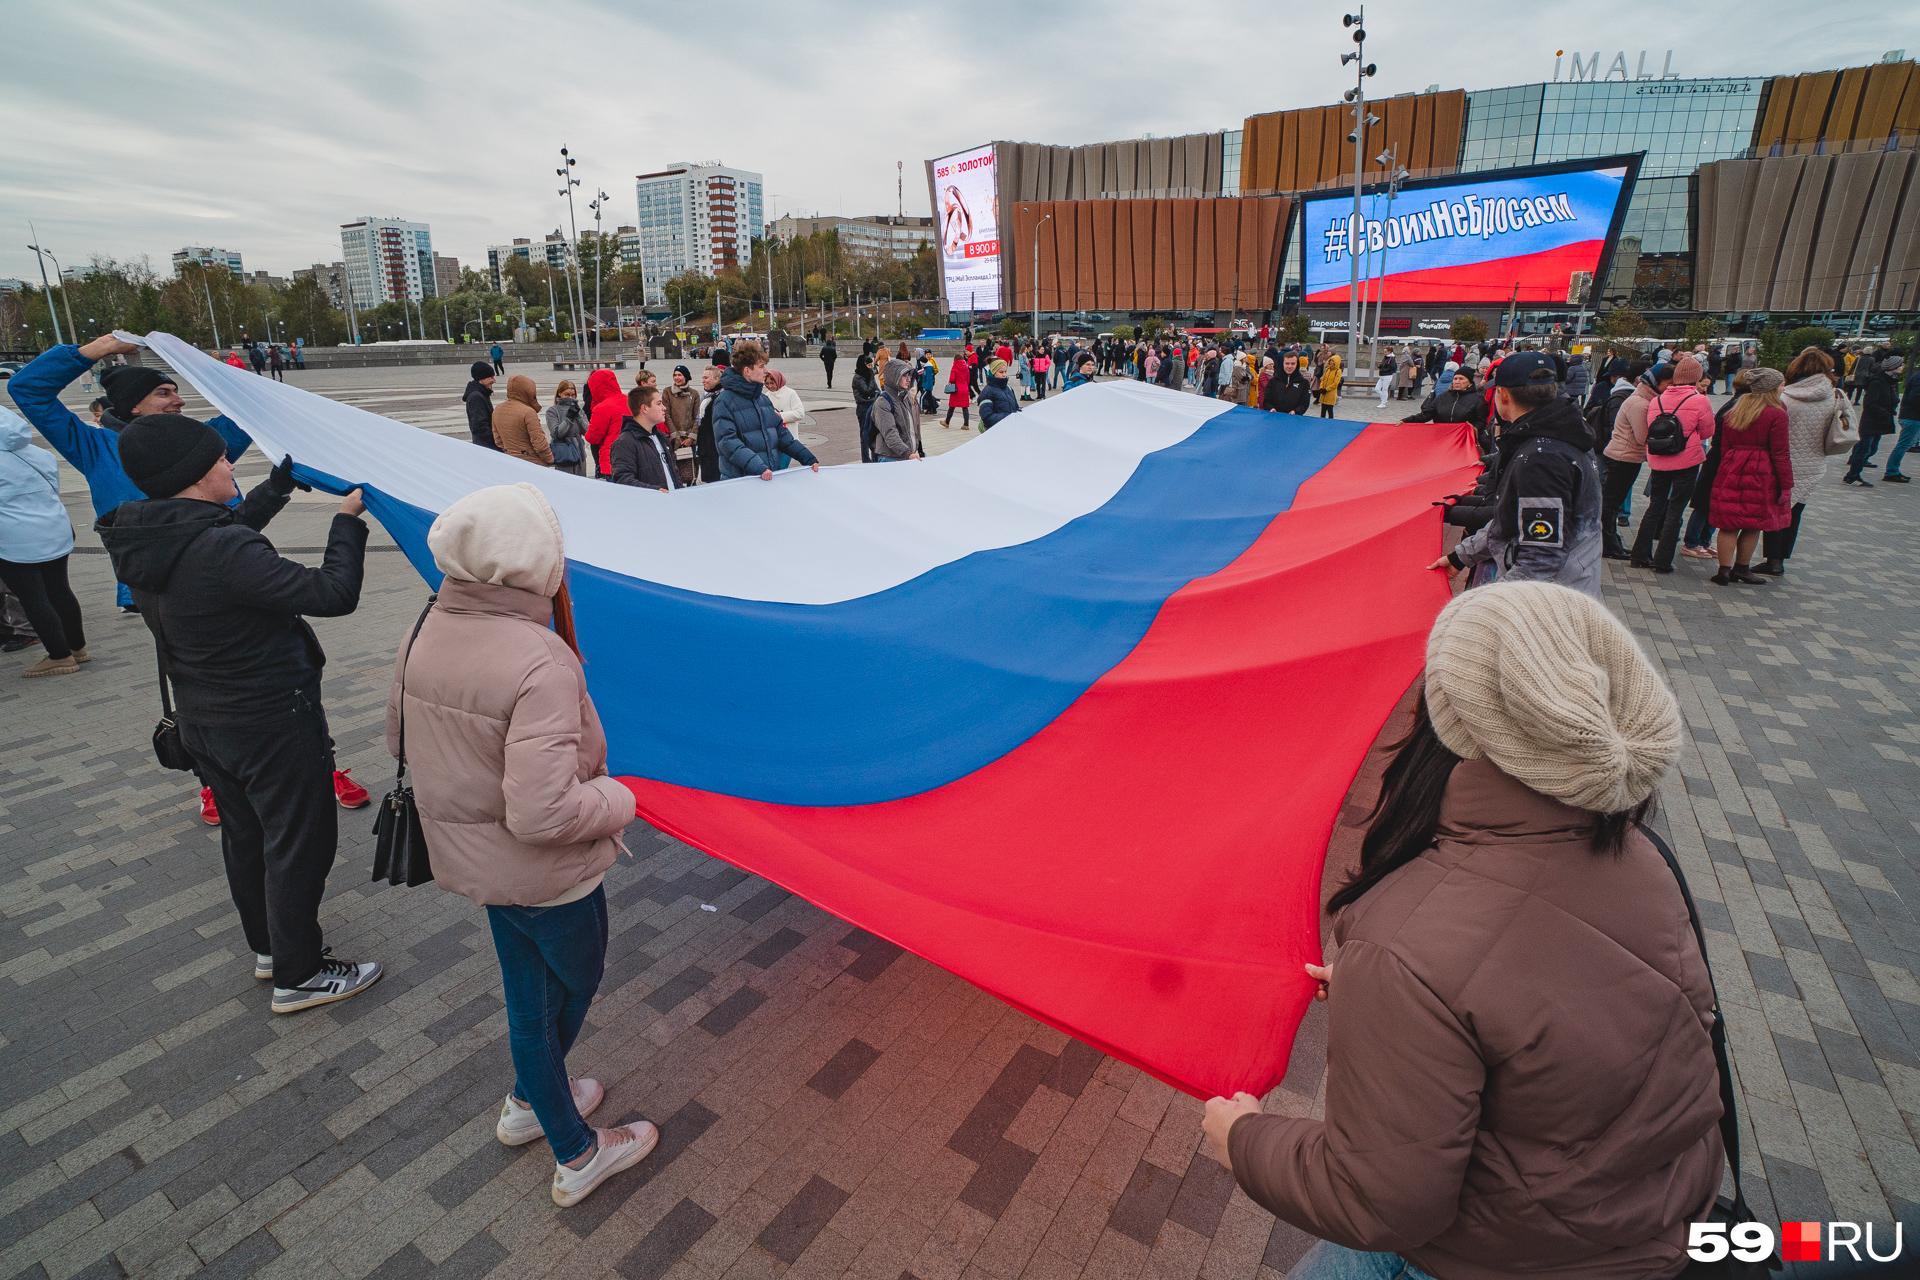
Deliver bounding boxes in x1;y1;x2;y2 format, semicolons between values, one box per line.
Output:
1327;696;1651;913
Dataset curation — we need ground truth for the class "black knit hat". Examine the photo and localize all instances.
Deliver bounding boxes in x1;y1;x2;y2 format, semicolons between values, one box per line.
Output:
469;360;494;381
100;365;176;421
118;413;228;499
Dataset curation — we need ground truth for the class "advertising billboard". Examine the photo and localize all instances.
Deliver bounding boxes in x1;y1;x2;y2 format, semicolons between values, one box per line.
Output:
932;143;1002;312
1300;155;1640;307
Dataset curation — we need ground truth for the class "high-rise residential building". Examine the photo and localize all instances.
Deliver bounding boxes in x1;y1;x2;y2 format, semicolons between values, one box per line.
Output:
433;254;462;297
294;262;349;308
487;232;573;291
615;226;641;268
339;216;437;305
173;245;245;276
767;214;935;263
632;162;764;306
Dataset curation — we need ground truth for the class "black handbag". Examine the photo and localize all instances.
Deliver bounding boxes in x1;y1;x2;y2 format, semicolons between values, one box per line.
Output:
371;598;437;888
1643;825;1779;1280
150;644;197;772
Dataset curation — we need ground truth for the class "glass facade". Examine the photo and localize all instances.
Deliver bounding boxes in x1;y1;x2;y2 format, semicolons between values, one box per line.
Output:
1220;130;1243;197
1461;76;1765;310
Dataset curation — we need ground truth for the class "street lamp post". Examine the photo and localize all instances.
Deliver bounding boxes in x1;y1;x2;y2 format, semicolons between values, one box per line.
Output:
557;146;589;361
24;239;64;346
588;189;609;354
1356;150;1409;367
1030;210;1052;344
1339;11;1377;391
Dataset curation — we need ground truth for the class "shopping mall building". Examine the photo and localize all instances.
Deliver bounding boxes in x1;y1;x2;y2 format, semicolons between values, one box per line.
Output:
926;54;1919;336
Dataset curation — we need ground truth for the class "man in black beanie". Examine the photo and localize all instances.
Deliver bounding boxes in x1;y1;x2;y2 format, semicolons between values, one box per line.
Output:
463;360;499;450
7;334;252;612
96;417;383;1014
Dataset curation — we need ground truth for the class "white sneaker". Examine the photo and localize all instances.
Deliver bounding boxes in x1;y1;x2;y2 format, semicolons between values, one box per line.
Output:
253;953;273;980
496;1078;605;1146
550;1121;659;1207
271;952;382;1014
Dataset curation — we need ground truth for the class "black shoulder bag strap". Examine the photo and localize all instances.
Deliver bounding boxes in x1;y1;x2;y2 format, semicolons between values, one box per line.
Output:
1640;823;1765;1234
392;596;437;785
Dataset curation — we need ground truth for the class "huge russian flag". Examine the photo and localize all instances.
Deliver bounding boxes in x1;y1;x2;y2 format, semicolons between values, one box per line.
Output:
130;333;1479;1099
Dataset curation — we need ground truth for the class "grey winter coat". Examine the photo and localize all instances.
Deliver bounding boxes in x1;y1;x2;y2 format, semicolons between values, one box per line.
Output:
870;360;922;460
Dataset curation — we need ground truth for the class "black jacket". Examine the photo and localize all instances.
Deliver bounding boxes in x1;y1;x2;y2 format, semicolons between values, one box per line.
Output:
696;396;719;483
1901;368;1920;422
610;420;679;490
463;380;497;450
1260;370;1312;415
1861;367;1901;438
979;375;1021;429
97;482;367;724
1407;386;1492;450
1448;395;1602;597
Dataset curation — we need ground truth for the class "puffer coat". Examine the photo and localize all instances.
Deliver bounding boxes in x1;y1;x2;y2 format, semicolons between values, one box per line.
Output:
1708;403;1793;531
491;375;552;466
1229;758;1724;1280
1779;375;1841;506
711;369;819;478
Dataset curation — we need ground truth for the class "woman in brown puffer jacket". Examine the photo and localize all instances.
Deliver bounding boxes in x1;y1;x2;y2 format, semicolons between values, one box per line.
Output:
1203;582;1724;1280
387;483;655;1208
492;374;554;466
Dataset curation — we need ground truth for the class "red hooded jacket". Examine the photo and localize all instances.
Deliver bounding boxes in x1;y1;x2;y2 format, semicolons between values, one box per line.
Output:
584;368;625;476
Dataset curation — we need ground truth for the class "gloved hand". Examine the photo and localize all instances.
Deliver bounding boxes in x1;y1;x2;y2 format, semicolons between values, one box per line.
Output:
268;454;311;496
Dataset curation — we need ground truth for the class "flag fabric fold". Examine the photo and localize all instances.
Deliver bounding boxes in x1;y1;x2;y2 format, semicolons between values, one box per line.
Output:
126;331;1478;1098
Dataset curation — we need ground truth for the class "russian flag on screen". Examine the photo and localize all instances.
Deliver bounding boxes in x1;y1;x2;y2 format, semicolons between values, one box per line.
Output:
131;333;1479;1099
1303;163;1630;306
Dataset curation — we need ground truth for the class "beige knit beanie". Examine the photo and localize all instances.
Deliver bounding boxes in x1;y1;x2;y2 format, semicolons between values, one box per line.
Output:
1423;582;1681;812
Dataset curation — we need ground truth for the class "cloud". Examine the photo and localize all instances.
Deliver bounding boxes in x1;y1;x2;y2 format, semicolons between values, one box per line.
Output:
1;0;1913;282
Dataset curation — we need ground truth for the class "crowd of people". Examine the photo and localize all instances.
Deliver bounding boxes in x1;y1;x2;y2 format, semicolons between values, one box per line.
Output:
5;318;1919;1253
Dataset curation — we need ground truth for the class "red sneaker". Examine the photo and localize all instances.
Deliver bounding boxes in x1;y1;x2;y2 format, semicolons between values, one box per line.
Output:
199;787;220;826
333;769;371;810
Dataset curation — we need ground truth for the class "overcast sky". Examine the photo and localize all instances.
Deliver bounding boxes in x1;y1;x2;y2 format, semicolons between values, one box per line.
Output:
3;0;1914;288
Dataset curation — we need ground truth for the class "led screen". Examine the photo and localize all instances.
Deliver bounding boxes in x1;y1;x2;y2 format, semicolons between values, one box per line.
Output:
932;143;1002;311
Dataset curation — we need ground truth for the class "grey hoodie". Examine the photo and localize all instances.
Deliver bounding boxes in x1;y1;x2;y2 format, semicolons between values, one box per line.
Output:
870;358;922;460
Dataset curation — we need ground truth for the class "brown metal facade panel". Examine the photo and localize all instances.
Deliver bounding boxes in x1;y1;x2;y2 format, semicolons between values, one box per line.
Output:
1147;202;1171;309
1117;143;1139;198
1431;90;1466;170
1210;200;1238;308
1694;162;1741;312
1855;63;1904;140
1753;77;1791;151
1809;152;1881;310
1775;155;1834;309
1170;200;1197;310
1075;202;1097;308
1146;140;1169;194
1747;158;1804;310
1038;203;1064;314
1088;201;1114;309
1056;201;1078;309
1785;72;1835;146
1895;63;1920;134
1830;67;1870;143
1381;96;1415;173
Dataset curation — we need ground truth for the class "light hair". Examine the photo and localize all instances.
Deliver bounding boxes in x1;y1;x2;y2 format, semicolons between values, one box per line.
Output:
1726;385;1782;430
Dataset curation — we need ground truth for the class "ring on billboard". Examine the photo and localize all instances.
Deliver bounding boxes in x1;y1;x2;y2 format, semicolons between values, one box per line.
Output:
1299;154;1643;308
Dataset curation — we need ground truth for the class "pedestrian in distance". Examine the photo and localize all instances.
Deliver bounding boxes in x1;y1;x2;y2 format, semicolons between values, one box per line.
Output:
493;375;555;467
97;420;379;1013
224;349;246;370
851;353;880;464
762;369;811;471
464;361;500;451
1754;349;1842;573
0;406;87;677
490;342;506;376
610;386;680;491
268;343;285;382
979;359;1021;431
544;380;590;477
870;358;924;460
247;342;266;376
1374;348;1396;409
583;368;625;479
389;483;658;1206
1845;353;1904;486
1626;355;1714;573
1432;352;1603;597
712;342;821;480
1203;581;1718;1280
1599;362;1673;559
1884;353;1920;483
1708;367;1794;586
695;364;723;483
1317;351;1342;419
819;335;837;389
662;366;699;486
944;347;975;430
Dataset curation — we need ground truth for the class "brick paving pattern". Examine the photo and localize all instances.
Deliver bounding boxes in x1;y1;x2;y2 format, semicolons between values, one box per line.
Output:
2;364;1916;1277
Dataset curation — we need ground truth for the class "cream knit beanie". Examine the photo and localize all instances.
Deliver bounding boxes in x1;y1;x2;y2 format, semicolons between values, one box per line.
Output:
1424;582;1681;812
428;482;566;597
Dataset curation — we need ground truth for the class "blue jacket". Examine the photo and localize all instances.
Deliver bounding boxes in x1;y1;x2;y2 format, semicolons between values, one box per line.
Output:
711;369;818;478
978;375;1021;430
1064;368;1094;391
0;406;72;563
7;345;250;518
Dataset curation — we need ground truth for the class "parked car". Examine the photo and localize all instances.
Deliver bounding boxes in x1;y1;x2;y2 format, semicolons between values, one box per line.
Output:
0;361;25;380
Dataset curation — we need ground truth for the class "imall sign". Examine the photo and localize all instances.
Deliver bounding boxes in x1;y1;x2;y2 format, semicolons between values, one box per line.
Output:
1553;49;1680;81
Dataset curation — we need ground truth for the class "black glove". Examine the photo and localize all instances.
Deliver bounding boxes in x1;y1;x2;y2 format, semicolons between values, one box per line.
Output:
268;454;311;496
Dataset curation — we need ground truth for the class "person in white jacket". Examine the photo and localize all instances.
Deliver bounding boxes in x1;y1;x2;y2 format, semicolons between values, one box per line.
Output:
762;369;812;472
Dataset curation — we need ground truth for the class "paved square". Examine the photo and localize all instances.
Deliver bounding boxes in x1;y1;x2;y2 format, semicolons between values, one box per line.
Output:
3;360;1917;1278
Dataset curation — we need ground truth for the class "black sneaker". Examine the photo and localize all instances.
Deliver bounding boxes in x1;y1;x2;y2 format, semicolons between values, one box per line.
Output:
1885;474;1911;484
1;636;37;653
272;951;382;1014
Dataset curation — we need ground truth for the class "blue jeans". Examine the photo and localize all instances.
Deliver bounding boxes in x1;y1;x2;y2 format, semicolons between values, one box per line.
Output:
1886;418;1920;478
486;886;608;1163
1289;1243;1438;1280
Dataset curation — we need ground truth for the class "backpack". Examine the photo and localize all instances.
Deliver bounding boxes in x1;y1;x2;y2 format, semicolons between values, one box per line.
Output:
1645;389;1697;457
1585;382;1627;444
